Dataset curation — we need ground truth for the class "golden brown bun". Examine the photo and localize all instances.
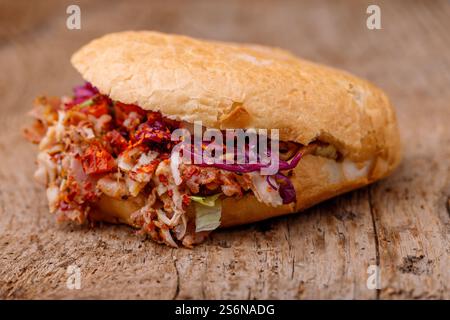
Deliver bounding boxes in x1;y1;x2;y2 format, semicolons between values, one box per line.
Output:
71;31;402;227
71;31;401;164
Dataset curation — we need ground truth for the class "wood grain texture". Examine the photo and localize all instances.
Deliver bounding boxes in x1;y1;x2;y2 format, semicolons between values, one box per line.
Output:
0;0;448;299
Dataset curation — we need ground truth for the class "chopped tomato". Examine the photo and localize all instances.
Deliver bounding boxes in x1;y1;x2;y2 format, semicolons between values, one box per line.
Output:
134;123;171;144
63;177;80;202
81;143;116;175
182;194;191;207
129;159;160;181
137;159;160;174
82;181;98;202
105;130;129;155
158;174;168;185
182;165;199;180
114;102;146;126
80;97;110;118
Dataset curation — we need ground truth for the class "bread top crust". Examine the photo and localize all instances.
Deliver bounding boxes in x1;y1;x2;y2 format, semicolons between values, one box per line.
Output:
71;31;401;168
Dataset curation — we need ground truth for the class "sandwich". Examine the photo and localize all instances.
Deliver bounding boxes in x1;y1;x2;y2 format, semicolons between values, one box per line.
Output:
23;31;401;247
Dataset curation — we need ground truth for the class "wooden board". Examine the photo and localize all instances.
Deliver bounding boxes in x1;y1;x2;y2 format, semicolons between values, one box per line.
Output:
0;0;448;299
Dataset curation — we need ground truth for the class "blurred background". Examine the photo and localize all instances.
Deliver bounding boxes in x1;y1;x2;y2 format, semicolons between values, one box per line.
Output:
0;0;449;299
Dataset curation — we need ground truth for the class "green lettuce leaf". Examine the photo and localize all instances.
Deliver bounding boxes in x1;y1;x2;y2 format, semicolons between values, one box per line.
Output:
78;98;94;107
193;194;222;232
190;193;221;207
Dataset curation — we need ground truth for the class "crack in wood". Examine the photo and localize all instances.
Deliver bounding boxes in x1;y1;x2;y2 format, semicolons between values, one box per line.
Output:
368;186;381;300
285;219;295;280
201;247;207;299
446;196;450;218
171;250;180;300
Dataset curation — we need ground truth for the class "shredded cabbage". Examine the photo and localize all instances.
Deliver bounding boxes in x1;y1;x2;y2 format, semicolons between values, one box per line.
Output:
170;150;182;185
275;173;296;204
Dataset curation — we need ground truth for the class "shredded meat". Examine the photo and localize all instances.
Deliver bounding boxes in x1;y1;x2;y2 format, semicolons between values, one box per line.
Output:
181;164;251;197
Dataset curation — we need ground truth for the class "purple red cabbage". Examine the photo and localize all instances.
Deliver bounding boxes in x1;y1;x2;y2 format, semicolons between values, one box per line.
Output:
72;82;99;105
277;150;304;171
274;173;297;204
183;144;306;175
265;174;296;204
135;122;172;144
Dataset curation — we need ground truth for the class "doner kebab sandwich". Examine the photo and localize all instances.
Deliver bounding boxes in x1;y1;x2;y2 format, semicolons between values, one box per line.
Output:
23;31;401;247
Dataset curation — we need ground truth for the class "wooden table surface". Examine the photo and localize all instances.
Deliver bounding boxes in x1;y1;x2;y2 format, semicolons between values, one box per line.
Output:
0;0;449;299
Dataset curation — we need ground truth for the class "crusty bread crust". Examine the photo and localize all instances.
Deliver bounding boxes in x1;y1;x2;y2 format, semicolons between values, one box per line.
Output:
71;31;401;165
71;31;402;228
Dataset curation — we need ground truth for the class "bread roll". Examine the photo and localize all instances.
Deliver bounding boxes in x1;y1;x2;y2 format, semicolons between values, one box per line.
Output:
71;31;401;227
